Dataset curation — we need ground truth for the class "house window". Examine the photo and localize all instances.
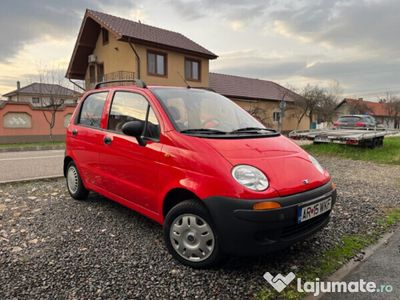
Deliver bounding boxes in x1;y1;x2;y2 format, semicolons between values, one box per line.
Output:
147;51;167;76
102;28;109;45
89;65;96;83
185;58;201;81
273;111;281;122
32;97;40;104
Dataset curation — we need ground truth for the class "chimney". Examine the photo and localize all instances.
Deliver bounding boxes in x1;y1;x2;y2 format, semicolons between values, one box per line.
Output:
16;81;21;102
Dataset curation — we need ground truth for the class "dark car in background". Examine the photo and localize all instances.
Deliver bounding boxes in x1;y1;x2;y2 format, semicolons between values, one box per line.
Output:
333;115;377;129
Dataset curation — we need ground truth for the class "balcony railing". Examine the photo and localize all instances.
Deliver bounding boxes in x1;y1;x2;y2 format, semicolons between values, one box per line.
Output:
85;71;135;90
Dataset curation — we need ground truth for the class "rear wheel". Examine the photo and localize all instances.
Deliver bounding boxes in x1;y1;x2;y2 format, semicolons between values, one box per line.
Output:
66;161;89;200
163;200;224;268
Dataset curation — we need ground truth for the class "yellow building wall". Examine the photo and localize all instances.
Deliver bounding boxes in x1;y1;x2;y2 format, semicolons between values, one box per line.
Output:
230;98;310;131
87;31;209;88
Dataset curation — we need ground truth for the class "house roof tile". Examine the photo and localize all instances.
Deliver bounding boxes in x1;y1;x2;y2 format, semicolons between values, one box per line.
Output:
340;98;390;117
87;10;217;58
209;73;301;102
3;83;79;97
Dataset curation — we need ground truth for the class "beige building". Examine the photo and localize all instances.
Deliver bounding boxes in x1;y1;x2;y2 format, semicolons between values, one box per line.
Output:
66;10;216;90
67;9;309;131
3;82;80;107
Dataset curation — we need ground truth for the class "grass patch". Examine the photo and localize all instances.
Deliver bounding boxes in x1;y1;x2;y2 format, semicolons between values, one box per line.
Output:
257;208;400;300
0;141;65;149
302;136;400;165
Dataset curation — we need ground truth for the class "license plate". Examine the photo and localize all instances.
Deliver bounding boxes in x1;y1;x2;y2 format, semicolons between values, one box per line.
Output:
297;198;332;223
315;137;330;143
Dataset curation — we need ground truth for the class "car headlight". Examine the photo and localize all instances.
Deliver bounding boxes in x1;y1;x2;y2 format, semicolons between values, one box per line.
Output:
232;165;269;191
309;155;324;174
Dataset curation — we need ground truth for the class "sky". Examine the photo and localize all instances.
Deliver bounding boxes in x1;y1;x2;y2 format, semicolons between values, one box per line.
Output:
0;0;399;100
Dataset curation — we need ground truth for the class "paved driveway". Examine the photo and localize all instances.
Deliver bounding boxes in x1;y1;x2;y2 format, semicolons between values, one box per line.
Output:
0;150;64;183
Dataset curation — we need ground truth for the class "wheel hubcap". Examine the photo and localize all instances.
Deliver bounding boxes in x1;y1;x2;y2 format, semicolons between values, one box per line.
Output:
67;166;79;194
170;214;215;262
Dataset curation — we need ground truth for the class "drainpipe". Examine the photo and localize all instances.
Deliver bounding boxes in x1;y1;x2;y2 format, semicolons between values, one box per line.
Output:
129;40;141;79
68;78;86;92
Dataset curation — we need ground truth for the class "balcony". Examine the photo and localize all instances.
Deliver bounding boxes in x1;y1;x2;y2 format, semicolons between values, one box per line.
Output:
85;71;135;90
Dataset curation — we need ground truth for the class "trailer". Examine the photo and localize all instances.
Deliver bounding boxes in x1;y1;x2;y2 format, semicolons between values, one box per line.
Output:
289;128;398;148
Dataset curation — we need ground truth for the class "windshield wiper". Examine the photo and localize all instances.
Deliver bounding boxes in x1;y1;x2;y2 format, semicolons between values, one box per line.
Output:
230;127;277;134
180;128;227;135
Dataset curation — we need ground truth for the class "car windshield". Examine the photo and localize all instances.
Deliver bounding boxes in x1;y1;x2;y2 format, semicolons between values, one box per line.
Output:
338;116;362;123
151;88;267;134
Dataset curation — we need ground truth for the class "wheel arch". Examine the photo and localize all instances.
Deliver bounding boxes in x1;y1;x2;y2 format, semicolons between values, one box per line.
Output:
163;188;204;217
63;156;73;177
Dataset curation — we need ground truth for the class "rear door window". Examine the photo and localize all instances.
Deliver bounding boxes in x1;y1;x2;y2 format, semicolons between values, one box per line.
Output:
108;91;160;139
78;92;108;128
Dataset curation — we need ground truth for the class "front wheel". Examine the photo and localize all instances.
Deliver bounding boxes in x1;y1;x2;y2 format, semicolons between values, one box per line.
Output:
163;200;224;268
66;161;89;200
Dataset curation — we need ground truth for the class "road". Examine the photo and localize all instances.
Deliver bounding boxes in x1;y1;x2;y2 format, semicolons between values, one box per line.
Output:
0;150;64;183
322;230;400;300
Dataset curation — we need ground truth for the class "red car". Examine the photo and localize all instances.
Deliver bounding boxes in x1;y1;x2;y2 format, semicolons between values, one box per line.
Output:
64;80;336;268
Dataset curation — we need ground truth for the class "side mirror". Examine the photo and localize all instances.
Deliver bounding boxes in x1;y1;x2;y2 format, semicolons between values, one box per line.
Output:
122;121;146;146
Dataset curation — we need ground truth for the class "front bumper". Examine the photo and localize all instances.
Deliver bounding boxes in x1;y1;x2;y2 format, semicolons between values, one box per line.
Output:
203;181;336;256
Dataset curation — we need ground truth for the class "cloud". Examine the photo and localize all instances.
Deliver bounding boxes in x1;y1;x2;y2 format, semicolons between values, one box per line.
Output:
270;0;400;55
0;0;136;62
211;49;400;97
165;0;270;29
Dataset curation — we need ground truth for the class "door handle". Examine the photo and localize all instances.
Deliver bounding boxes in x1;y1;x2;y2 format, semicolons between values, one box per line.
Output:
72;128;78;136
103;136;112;145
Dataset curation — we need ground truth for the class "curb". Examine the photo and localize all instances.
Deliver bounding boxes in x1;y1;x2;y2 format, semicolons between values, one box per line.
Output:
0;145;65;153
0;175;64;184
303;231;395;300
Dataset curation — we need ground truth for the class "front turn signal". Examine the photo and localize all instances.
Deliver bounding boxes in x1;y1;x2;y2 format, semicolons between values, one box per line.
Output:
253;201;281;210
332;182;337;190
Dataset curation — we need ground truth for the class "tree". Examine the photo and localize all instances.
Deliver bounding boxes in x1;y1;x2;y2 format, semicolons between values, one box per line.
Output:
348;100;370;115
246;103;273;127
383;92;400;128
295;84;325;128
34;67;71;140
319;80;342;123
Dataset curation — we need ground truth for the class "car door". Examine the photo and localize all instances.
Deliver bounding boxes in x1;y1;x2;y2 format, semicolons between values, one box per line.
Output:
70;91;108;188
98;90;163;213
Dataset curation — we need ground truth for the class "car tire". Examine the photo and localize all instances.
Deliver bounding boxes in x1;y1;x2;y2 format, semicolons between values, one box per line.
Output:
163;200;225;268
66;161;89;200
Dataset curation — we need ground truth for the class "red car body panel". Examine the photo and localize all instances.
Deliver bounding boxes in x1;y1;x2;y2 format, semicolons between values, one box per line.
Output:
65;85;332;225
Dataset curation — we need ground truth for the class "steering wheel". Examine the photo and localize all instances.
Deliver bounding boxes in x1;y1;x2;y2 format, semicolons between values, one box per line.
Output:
202;118;234;132
202;118;220;129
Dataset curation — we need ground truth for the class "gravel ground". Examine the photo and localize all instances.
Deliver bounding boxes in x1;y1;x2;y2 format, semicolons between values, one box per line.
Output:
0;157;399;299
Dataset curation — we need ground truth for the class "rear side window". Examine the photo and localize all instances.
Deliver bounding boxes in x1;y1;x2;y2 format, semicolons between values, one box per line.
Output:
108;91;160;139
78;92;108;128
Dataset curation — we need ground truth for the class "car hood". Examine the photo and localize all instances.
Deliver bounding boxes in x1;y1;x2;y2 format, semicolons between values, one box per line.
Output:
204;135;330;196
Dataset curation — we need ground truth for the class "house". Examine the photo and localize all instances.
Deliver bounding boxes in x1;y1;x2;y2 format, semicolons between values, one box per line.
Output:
3;82;80;107
66;9;310;131
66;9;217;89
209;73;310;131
335;98;398;128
